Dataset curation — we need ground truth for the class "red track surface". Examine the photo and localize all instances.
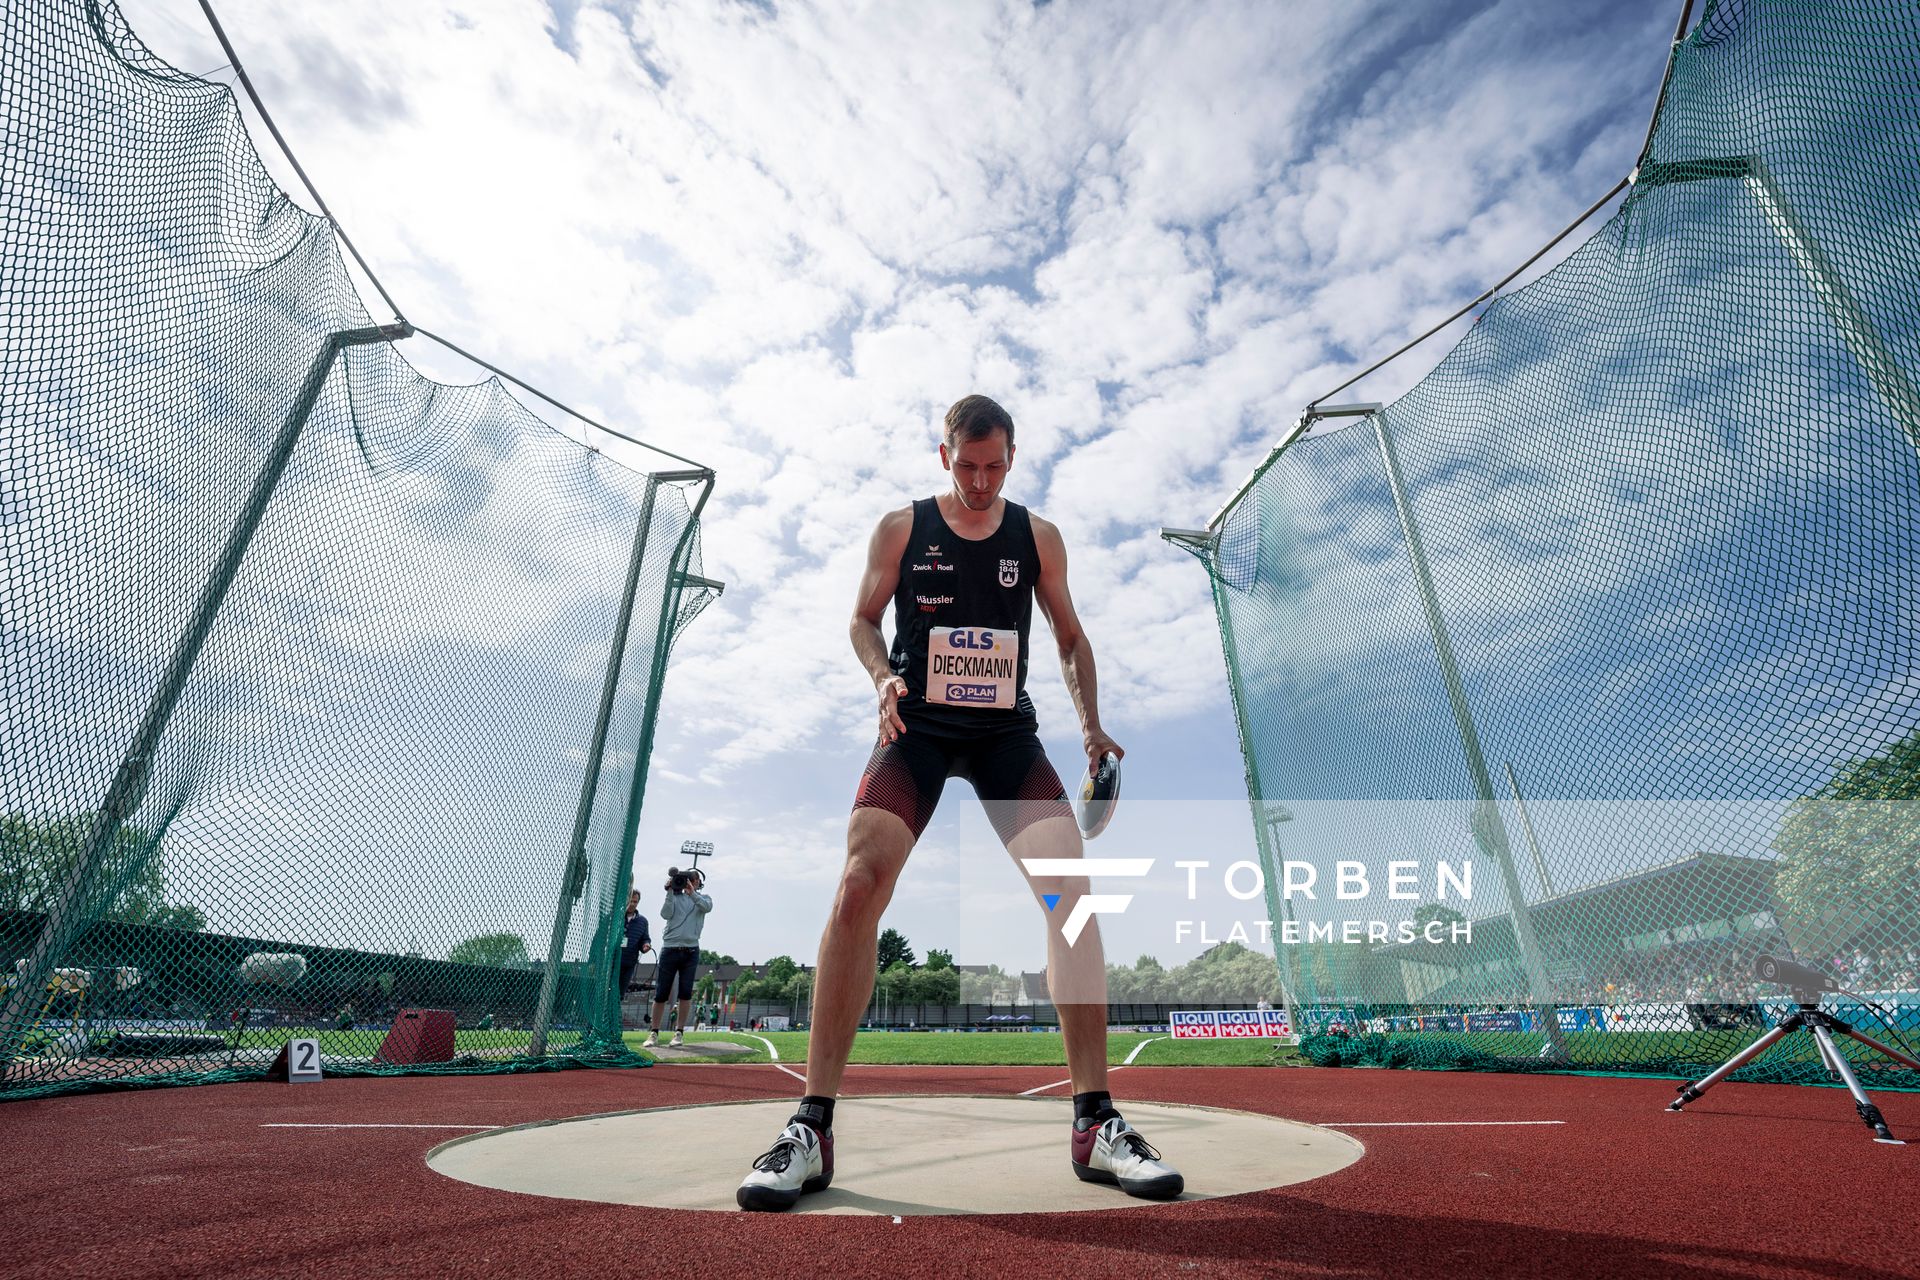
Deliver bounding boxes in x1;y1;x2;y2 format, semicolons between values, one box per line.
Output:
1;1065;1914;1279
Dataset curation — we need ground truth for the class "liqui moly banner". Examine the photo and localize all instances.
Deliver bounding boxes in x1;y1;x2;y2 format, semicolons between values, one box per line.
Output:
1170;1009;1292;1039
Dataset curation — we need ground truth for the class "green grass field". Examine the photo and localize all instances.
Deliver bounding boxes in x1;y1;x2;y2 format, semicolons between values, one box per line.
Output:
623;1029;1301;1067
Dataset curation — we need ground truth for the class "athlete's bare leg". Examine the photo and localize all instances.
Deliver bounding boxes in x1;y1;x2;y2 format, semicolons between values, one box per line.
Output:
804;806;917;1098
1005;811;1108;1095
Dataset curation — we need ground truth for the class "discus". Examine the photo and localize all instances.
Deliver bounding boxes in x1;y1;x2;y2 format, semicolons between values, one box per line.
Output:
1076;751;1122;839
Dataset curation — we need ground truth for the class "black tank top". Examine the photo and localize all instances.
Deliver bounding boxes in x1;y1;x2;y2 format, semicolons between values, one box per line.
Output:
889;496;1040;730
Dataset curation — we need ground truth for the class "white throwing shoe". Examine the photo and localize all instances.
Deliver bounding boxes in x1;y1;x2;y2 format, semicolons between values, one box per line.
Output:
1071;1114;1184;1199
669;1031;684;1048
641;1032;658;1049
736;1121;833;1211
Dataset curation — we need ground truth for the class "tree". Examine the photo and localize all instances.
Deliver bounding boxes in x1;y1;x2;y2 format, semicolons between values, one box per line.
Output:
908;966;961;1004
119;901;208;932
764;955;800;986
1108;954;1168;1002
0;814;204;930
1773;731;1920;955
1163;942;1282;1005
448;932;530;967
958;964;1009;1002
699;949;736;966
782;969;813;1004
925;948;954;971
877;928;915;970
875;959;915;1007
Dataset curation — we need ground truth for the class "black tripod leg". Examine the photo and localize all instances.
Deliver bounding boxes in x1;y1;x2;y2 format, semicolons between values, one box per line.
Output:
1669;1024;1791;1111
1818;1026;1906;1144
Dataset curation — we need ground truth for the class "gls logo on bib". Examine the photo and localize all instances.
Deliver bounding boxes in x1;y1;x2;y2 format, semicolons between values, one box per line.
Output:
927;626;1017;709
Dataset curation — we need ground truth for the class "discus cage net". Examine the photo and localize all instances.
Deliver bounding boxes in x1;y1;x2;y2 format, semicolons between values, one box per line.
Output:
1;0;718;1100
1172;0;1920;1086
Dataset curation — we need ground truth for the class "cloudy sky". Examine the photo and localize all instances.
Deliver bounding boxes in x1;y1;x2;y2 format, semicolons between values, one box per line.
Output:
114;0;1682;970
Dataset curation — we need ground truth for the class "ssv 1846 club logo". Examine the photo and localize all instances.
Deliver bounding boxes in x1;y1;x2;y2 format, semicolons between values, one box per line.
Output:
1018;858;1154;944
999;557;1020;587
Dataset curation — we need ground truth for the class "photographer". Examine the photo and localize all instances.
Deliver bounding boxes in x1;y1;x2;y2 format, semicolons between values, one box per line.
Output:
642;866;711;1050
618;888;652;1004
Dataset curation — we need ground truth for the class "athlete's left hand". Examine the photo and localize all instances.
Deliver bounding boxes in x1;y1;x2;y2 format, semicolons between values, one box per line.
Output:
1084;728;1124;773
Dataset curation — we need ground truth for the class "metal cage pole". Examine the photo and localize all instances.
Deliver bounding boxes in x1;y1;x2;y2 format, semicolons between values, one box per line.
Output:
1163;514;1320;1028
1504;761;1558;900
0;324;410;1069
592;475;721;1047
530;473;667;1056
1373;411;1569;1059
1261;803;1302;1036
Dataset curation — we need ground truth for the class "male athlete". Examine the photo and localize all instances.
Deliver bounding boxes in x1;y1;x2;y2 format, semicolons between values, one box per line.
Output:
737;395;1182;1210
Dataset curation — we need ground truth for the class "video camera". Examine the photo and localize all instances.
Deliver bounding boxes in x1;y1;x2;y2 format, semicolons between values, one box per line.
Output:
1752;953;1840;999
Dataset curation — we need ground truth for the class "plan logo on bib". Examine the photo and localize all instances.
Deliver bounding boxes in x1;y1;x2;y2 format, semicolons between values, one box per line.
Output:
998;558;1020;588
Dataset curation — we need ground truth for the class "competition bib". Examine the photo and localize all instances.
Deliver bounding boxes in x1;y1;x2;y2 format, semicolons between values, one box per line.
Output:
926;626;1019;709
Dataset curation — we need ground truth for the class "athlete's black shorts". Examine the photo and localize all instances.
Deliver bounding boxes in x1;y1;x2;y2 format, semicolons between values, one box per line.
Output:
652;946;700;1002
852;716;1073;843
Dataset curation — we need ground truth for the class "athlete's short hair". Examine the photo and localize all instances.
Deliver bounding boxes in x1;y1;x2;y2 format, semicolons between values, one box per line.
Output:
943;395;1014;449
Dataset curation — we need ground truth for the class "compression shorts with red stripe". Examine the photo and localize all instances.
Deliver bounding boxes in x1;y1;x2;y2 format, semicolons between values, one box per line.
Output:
852;718;1072;843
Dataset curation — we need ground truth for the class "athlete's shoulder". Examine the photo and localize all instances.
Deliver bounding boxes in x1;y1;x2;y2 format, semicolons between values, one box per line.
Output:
876;502;919;535
869;503;915;554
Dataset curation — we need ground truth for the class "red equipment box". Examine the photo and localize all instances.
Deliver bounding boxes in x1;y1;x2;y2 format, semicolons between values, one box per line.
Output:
375;1008;456;1065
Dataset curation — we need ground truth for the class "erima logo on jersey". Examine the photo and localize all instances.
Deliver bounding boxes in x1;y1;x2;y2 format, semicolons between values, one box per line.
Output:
999;558;1020;587
944;682;998;704
926;545;941;556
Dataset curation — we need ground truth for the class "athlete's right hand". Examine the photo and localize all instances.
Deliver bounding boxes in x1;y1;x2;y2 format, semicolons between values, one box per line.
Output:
877;675;909;744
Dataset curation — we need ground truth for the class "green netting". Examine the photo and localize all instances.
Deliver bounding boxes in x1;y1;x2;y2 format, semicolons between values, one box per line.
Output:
1;0;717;1100
1179;0;1920;1086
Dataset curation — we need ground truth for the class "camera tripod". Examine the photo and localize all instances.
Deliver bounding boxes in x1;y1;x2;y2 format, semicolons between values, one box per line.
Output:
1666;993;1920;1144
